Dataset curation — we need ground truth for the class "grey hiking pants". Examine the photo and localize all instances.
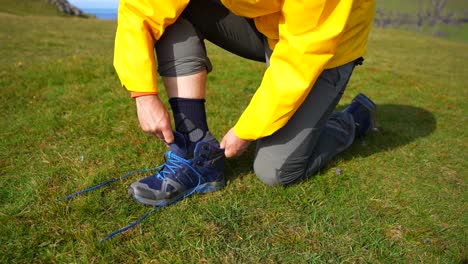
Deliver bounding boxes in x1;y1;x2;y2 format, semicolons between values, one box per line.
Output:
156;0;357;186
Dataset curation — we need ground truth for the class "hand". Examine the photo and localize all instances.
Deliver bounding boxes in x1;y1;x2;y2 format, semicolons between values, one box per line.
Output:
220;128;251;158
135;95;174;144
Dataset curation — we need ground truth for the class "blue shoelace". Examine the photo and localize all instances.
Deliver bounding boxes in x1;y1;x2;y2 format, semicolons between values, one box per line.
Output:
56;150;202;243
156;151;199;181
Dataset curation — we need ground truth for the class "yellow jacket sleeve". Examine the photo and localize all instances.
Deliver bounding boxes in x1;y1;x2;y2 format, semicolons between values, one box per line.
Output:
113;0;189;93
232;0;354;140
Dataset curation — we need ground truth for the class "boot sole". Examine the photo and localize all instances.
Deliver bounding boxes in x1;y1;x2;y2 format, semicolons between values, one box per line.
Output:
128;180;225;207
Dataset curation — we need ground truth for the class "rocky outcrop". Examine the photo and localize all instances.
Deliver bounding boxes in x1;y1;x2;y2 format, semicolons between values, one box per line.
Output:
46;0;93;17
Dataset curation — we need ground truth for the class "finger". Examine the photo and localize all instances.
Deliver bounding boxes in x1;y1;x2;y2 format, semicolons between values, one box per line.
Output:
162;129;174;144
220;137;226;149
154;131;165;141
224;146;235;158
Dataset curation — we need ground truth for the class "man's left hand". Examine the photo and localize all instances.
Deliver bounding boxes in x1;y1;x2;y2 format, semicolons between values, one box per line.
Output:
220;128;251;158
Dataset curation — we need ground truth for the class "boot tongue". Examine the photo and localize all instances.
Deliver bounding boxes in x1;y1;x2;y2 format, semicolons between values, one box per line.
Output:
168;131;191;159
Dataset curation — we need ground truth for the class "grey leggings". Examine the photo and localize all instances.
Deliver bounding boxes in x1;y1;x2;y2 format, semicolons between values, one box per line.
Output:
156;0;265;77
156;0;357;186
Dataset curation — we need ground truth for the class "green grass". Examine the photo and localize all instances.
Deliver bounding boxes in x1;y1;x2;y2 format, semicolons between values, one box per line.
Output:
0;0;61;16
1;5;467;264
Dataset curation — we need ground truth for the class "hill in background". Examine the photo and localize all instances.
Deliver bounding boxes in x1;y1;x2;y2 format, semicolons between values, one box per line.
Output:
0;0;91;17
0;0;60;16
1;0;466;42
375;0;468;42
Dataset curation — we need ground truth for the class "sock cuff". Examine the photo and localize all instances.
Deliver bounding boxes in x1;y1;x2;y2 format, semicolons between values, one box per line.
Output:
169;97;206;104
169;97;209;144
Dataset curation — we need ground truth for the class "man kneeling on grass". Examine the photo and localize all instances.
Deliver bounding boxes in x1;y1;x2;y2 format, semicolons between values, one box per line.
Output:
113;0;376;206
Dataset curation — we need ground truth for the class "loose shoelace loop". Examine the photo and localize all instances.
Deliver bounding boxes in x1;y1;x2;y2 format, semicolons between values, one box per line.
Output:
56;151;202;243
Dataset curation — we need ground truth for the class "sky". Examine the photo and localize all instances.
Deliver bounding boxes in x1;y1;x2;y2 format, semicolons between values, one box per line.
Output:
68;0;119;9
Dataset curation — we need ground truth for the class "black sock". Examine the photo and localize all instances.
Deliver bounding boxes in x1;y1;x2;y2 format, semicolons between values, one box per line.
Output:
169;97;209;152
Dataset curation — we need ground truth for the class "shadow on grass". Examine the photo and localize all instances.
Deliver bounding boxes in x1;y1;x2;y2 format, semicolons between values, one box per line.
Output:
338;104;436;159
224;104;436;182
223;143;257;183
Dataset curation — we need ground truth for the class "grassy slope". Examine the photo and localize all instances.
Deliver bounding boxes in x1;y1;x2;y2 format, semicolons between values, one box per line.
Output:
0;0;61;16
0;5;467;264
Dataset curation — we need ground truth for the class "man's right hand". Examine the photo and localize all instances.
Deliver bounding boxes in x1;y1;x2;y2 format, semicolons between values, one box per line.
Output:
135;94;174;144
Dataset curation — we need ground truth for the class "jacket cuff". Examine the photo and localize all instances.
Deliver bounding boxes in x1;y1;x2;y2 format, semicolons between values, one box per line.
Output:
130;91;158;98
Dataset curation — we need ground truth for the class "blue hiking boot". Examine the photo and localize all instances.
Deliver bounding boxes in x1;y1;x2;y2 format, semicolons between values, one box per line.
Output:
343;93;376;138
128;131;225;206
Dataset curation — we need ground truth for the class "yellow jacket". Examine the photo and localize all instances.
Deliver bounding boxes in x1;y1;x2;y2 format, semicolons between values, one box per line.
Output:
114;0;375;140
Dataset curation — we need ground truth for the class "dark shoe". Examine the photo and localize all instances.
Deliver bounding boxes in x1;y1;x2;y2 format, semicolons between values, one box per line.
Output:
128;131;225;206
343;93;376;138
